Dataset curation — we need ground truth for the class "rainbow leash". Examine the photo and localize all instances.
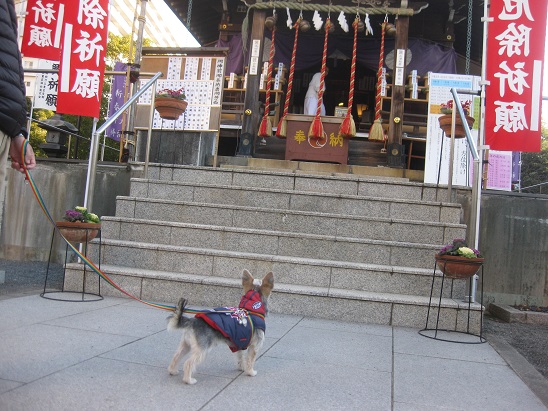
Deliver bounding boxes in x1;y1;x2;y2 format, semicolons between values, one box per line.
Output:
21;141;175;312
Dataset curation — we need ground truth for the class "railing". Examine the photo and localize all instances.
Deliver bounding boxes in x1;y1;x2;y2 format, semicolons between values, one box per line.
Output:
444;88;481;198
24;68;160;161
30;117;119;159
448;87;484;304
84;71;163;212
450;88;480;161
520;181;548;194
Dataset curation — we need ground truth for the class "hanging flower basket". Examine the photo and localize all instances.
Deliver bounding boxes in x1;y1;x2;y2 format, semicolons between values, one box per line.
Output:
154;97;188;120
435;254;484;279
438;114;475;138
56;221;101;243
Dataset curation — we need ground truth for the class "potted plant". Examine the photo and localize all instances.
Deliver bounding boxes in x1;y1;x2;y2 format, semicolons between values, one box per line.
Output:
154;86;188;120
438;99;475;138
435;238;484;279
56;206;101;243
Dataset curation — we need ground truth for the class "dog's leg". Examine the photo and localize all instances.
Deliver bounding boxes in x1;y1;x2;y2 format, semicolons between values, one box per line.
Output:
243;330;265;377
243;346;259;377
168;337;190;376
182;343;208;385
236;350;245;371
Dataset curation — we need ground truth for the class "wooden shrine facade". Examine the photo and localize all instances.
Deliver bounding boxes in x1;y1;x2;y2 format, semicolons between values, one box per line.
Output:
159;0;484;169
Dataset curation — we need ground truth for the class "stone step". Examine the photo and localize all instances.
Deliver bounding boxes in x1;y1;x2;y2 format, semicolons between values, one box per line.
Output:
145;164;440;202
102;217;448;270
63;263;481;333
216;156;426;181
129;178;462;225
114;197;466;245
86;238;466;298
63;164;477;331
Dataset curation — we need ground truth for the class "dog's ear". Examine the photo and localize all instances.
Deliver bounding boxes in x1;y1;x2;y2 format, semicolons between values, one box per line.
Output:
260;272;274;297
242;269;254;293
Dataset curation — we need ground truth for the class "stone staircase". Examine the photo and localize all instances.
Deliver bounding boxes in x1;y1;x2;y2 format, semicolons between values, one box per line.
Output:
66;164;482;331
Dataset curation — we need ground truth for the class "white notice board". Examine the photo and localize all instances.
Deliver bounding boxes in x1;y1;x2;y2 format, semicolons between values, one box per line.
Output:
424;73;481;186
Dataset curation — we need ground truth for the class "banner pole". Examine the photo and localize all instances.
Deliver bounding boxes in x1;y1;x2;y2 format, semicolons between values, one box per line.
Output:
470;0;492;304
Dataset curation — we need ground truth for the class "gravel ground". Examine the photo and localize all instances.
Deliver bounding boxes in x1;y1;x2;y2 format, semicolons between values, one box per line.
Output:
1;259;547;383
0;259;64;300
483;313;548;379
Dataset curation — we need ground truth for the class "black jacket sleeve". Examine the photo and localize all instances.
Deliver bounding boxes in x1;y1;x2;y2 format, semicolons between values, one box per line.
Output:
0;0;28;138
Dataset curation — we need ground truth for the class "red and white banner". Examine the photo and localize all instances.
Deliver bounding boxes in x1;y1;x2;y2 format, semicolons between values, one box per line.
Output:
21;0;64;61
485;0;547;152
56;0;109;118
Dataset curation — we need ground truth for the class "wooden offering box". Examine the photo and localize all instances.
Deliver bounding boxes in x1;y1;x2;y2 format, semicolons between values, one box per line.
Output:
284;114;349;165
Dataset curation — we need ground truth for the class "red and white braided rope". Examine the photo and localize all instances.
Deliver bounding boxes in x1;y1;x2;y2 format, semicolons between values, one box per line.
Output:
315;18;331;118
281;19;300;120
347;18;358;116
373;22;386;122
262;26;276;123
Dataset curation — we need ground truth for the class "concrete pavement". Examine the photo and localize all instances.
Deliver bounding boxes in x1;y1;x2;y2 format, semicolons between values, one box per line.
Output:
0;293;546;411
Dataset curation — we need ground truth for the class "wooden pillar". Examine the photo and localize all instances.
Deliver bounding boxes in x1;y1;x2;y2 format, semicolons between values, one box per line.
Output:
236;10;266;157
387;15;409;167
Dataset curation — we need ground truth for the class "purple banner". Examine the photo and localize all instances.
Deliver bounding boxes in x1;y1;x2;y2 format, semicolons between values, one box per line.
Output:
105;62;127;141
217;36;247;75
512;152;521;182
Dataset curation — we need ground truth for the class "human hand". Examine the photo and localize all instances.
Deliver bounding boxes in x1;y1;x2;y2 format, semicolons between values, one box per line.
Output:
9;135;36;174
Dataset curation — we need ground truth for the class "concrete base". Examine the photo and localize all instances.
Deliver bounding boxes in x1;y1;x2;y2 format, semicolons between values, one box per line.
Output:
136;130;216;166
489;303;548;325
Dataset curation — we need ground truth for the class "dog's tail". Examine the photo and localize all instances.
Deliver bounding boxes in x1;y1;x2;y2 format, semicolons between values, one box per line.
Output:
167;298;189;331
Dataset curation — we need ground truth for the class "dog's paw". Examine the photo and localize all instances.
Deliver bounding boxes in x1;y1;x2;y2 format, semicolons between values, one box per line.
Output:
183;377;197;385
246;369;257;377
168;367;179;376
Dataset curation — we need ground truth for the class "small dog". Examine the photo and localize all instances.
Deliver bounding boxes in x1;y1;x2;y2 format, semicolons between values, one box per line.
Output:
167;270;274;384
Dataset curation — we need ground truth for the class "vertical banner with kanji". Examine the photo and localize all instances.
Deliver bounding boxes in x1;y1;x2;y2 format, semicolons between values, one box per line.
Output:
21;0;64;60
485;0;547;152
56;0;109;118
105;62;127;141
33;60;59;110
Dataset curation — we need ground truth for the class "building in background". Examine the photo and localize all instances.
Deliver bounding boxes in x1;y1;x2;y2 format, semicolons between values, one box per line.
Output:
16;0;199;98
108;0;199;48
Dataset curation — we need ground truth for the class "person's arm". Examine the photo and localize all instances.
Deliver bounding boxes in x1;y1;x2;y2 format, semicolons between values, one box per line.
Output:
309;73;321;94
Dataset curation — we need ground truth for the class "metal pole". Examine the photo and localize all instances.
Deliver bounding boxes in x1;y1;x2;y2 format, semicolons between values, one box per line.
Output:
447;105;456;201
100;132;106;161
126;0;149;159
84;118;99;212
144;81;157;178
470;0;492;303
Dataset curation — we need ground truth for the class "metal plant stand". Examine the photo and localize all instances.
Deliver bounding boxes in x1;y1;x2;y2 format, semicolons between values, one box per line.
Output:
419;259;486;344
41;226;103;302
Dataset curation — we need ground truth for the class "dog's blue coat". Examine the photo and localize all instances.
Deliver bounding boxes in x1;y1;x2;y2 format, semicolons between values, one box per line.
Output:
195;291;266;352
